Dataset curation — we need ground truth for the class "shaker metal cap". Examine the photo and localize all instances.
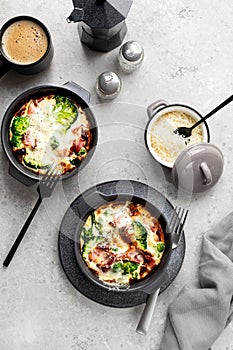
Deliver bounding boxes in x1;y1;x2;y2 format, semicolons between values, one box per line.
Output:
172;142;224;194
96;71;121;99
121;41;144;62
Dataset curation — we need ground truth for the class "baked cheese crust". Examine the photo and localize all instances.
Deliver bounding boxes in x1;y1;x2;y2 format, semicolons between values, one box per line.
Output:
80;201;165;287
9;94;92;175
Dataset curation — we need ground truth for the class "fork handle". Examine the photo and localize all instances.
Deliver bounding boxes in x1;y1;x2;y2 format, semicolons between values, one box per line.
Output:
191;94;233;131
3;196;42;267
136;288;160;335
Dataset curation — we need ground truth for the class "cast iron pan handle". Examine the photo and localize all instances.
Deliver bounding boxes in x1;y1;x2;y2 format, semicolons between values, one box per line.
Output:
9;164;37;187
63;81;90;105
0;54;10;79
136;288;160;335
78;190;117;216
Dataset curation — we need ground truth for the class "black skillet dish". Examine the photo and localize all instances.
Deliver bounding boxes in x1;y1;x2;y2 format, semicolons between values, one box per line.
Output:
58;180;186;307
1;81;98;186
74;191;172;294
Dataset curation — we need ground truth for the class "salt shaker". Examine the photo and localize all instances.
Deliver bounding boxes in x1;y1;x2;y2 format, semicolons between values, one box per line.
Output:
96;71;121;100
118;41;144;72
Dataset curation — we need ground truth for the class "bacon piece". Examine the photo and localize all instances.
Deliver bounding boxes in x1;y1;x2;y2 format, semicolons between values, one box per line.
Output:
128;203;140;216
70;138;85;154
156;229;162;241
22;130;36;148
119;227;133;244
81;128;89;141
17;107;27;116
139;256;156;278
140;266;147;276
99;256;115;272
28;102;37;115
89;247;115;272
143;252;156;271
151;220;163;241
120;246;144;264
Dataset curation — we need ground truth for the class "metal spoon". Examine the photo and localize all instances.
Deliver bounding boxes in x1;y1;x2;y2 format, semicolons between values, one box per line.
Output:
175;95;233;138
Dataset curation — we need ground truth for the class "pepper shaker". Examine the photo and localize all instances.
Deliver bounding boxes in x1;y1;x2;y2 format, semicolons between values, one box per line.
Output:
118;41;144;72
96;71;121;100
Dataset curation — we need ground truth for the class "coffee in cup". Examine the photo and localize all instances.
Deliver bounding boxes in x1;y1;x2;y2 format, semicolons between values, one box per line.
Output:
0;15;53;79
1;19;48;65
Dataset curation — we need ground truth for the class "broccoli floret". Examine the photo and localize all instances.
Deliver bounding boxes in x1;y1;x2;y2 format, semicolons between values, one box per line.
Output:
81;226;102;260
132;271;139;279
132;221;148;250
121;262;138;275
81;214;103;261
50;136;59;150
82;227;93;242
82;244;89;260
91;212;102;233
11;116;30;135
111;247;118;252
112;262;123;272
112;261;139;275
81;226;95;260
82;240;94;260
23;156;49;170
53;95;78;131
77;147;87;156
157;242;165;252
11;134;22;148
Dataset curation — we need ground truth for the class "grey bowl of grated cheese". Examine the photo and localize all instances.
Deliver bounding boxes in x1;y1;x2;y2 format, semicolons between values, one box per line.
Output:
145;100;210;169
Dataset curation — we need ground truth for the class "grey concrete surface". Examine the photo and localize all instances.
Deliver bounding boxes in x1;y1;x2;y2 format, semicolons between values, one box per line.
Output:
0;0;233;349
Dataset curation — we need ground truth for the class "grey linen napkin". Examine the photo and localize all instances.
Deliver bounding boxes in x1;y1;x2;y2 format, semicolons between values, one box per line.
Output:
160;212;233;350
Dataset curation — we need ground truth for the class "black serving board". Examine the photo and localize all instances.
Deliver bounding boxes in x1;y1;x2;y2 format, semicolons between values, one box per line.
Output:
58;180;185;308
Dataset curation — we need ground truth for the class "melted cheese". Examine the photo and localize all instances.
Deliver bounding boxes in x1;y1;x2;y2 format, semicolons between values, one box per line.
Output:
10;95;91;175
80;201;165;287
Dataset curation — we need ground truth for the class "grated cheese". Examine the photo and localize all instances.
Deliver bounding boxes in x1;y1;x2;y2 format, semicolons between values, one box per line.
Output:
149;111;204;165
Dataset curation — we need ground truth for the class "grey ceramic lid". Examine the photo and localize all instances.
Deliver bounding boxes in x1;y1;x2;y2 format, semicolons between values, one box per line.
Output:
172;143;224;194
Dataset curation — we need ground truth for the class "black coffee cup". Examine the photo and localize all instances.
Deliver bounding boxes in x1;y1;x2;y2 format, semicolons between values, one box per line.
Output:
0;15;54;79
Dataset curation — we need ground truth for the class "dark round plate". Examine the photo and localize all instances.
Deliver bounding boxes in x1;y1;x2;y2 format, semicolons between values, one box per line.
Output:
58;180;186;308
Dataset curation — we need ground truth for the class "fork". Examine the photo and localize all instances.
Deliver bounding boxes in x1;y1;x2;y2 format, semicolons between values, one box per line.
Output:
3;164;61;268
170;207;189;249
175;94;233;138
136;206;189;335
